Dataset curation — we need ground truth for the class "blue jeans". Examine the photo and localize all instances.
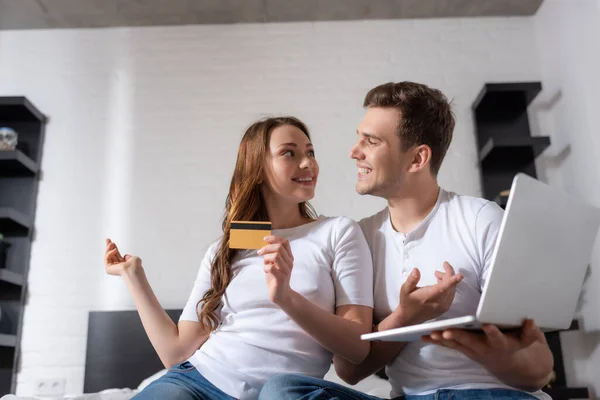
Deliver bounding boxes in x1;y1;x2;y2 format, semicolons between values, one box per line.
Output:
131;361;236;400
258;374;540;400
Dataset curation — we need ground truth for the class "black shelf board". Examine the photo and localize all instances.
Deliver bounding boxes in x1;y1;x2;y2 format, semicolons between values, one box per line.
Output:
0;270;24;287
0;97;47;123
0;334;16;348
472;82;542;111
0;150;39;176
479;136;551;168
542;387;589;400
0;208;32;236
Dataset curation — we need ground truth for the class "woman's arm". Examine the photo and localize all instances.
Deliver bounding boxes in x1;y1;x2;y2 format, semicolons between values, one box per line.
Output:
105;239;209;368
276;291;372;364
259;219;374;364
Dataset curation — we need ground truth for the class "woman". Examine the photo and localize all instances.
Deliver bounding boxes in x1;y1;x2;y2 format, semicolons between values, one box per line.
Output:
104;116;373;400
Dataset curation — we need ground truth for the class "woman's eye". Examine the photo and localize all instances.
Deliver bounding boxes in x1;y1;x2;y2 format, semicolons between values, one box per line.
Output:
308;150;315;157
282;150;294;157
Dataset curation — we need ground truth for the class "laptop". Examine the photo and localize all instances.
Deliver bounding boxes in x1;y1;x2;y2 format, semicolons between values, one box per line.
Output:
362;173;600;342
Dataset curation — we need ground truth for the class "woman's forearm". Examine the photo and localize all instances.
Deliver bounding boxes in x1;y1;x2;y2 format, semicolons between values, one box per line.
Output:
278;290;372;364
121;267;201;367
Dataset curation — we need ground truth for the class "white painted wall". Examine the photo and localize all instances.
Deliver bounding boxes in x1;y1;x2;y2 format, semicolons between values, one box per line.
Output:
534;0;600;395
0;17;540;396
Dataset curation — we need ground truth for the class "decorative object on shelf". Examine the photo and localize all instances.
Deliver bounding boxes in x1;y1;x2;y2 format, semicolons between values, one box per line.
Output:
0;233;10;270
494;189;511;209
0;127;18;151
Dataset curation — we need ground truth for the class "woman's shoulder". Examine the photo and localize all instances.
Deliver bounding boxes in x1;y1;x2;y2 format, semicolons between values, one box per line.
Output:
314;215;363;238
319;215;358;227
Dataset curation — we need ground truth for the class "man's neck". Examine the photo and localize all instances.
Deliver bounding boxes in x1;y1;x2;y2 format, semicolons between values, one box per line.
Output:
387;180;440;234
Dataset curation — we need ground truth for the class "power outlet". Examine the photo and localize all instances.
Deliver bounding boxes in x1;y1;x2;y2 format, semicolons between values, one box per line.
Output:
34;378;66;397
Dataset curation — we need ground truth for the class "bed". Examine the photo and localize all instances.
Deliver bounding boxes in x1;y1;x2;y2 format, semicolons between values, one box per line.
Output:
1;310;391;399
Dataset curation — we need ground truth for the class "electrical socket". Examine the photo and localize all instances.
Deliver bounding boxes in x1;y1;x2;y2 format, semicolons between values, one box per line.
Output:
34;378;66;397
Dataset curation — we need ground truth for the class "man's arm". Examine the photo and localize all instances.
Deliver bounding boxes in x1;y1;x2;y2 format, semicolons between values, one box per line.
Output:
334;263;463;384
423;320;553;391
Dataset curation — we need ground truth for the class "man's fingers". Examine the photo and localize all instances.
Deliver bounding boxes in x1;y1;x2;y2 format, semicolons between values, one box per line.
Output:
401;268;421;296
434;271;445;281
422;335;479;360
481;324;508;347
442;261;455;276
442;329;488;356
520;319;541;348
436;274;463;293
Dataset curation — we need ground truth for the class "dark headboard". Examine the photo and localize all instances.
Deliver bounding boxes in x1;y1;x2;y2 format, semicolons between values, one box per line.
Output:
84;309;182;393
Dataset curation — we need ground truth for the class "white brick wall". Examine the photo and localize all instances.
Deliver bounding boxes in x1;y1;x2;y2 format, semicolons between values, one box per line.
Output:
534;0;600;395
0;18;541;396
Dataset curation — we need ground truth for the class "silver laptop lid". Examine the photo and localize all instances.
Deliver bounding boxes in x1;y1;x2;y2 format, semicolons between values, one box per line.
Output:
476;173;600;329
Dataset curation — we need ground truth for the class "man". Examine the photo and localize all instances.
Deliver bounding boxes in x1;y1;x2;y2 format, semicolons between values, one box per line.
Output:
259;82;554;400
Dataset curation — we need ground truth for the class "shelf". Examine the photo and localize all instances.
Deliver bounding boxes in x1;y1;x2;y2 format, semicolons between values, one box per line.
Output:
473;82;542;112
0;334;16;348
0;150;39;176
542;387;589;400
0;270;24;287
479;136;551;168
0;208;31;236
0;97;47;123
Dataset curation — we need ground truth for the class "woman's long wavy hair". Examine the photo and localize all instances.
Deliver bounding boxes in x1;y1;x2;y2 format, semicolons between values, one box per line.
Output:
197;116;318;332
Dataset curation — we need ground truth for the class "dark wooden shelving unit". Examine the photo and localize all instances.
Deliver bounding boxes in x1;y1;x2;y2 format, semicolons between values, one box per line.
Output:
0;96;47;396
473;82;588;400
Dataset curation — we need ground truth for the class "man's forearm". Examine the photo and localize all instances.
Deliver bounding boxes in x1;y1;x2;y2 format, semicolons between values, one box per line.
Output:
333;310;408;385
489;342;554;391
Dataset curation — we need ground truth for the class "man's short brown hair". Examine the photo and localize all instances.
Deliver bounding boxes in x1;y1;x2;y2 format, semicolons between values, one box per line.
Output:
364;81;455;175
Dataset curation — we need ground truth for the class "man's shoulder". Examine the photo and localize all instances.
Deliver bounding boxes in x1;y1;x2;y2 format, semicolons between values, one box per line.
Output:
357;208;388;238
442;189;503;221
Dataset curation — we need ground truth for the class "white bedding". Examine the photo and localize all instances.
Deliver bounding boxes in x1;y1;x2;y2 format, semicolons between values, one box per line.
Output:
1;365;391;400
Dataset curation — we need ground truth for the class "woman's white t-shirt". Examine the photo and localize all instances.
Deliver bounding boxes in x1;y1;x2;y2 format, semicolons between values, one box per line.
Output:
179;216;374;400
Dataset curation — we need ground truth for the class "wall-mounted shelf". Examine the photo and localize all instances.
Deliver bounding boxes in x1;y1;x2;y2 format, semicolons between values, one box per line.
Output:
0;270;24;288
472;82;542;120
0;334;17;348
0;97;47;123
479;136;551;168
0;150;39;177
0;208;31;236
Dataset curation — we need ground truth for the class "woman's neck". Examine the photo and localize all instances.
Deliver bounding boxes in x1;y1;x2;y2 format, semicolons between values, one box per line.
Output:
264;201;312;230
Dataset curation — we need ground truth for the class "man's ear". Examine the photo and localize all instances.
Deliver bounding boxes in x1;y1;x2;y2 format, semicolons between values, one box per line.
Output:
408;144;432;173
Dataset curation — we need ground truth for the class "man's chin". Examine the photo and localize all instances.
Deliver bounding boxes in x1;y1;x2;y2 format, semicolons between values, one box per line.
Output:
355;183;372;195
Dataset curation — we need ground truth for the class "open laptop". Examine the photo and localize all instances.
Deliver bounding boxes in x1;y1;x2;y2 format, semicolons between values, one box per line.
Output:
362;173;600;342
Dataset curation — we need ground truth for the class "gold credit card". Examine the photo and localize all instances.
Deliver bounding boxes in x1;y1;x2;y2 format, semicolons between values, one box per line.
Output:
229;221;272;250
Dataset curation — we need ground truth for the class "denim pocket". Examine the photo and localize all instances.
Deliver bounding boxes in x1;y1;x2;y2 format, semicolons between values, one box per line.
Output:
170;361;196;373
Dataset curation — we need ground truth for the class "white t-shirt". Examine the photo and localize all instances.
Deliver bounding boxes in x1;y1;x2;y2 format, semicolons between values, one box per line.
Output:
359;188;550;399
180;216;373;400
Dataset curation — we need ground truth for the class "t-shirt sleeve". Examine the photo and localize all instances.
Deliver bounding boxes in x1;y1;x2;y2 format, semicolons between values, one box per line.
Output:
475;201;505;289
331;218;374;308
179;243;218;322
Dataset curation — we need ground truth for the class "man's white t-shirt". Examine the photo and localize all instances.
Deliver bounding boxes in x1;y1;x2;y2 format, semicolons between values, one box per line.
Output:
179;216;373;400
359;188;550;399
